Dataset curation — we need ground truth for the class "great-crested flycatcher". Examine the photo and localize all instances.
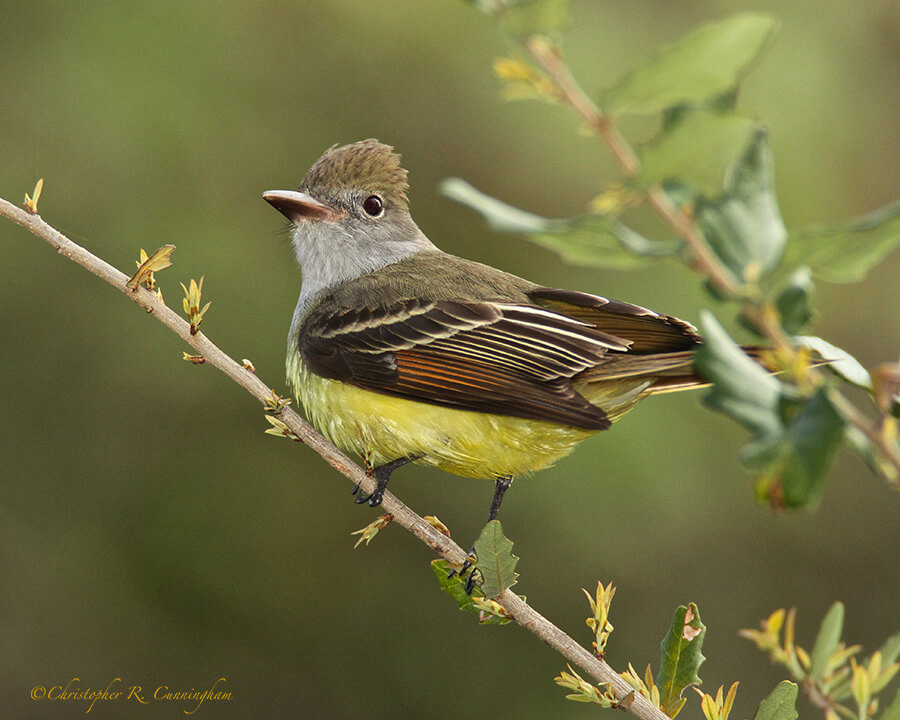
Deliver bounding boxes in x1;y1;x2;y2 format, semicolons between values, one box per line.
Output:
264;139;739;525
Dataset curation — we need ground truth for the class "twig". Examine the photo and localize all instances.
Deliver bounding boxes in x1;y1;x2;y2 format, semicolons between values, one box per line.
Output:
526;37;638;178
525;37;739;300
525;36;900;476
1;194;671;720
526;38;782;334
830;390;900;483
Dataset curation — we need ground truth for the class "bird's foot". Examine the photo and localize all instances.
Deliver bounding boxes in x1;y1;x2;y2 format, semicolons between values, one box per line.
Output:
354;485;386;507
351;455;419;508
448;547;481;594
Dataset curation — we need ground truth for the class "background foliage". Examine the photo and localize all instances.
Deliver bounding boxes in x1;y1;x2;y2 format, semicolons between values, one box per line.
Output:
1;1;897;717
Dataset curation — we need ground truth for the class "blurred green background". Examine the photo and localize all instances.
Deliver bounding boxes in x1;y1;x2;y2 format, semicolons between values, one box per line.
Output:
2;1;898;717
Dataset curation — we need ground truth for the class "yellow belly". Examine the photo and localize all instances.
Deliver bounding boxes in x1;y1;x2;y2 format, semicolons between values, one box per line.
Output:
288;356;649;479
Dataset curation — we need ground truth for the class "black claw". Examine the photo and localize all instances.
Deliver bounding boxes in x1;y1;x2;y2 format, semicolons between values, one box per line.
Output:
353;488;383;505
448;548;480;593
351;455;419;509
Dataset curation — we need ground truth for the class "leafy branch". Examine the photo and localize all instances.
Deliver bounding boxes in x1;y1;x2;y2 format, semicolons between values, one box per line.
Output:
0;192;671;720
449;0;900;509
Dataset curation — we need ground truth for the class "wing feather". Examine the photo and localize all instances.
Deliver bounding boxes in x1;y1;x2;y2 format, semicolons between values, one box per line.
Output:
299;286;705;430
299;299;623;429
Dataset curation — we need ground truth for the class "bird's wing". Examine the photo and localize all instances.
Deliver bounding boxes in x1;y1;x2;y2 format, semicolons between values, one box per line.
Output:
299;299;636;430
528;288;701;353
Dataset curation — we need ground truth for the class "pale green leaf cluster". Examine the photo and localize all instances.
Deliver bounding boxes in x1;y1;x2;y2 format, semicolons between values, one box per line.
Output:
181;275;211;335
554;666;620;707
696;682;740;720
350;514;393;548
557;593;710;718
742;604;900;720
584;581;616;656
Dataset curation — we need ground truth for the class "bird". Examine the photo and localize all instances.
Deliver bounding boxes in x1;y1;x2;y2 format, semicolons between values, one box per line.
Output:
263;139;745;531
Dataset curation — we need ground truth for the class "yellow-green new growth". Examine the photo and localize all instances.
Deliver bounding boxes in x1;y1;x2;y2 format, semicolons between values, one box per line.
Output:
263;415;299;441
493;55;558;103
23;178;43;215
620;663;663;713
127;244;175;296
741;605;900;720
263;389;292;413
554;665;620;708
584;580;616;655
180;276;211;334
351;514;393;548
694;682;739;720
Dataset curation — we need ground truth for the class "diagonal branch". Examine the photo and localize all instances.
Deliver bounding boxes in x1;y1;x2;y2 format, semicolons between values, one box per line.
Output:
1;194;671;720
524;36;739;302
524;38;900;480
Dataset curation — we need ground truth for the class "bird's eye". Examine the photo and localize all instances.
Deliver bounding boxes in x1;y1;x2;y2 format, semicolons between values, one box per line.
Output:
362;195;384;217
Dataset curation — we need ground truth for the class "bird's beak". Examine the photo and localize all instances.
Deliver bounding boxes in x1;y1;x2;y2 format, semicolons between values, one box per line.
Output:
262;190;341;223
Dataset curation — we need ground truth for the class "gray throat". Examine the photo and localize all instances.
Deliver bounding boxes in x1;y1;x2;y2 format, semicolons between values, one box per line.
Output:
288;217;439;342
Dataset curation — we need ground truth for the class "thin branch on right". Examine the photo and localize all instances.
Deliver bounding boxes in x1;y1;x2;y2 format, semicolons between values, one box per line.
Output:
446;4;900;510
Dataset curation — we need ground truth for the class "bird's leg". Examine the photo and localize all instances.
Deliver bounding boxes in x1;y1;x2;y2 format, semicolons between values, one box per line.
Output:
487;475;513;523
353;455;419;507
455;475;514;593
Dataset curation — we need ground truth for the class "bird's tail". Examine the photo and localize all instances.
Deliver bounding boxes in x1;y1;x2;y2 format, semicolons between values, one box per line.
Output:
580;346;774;395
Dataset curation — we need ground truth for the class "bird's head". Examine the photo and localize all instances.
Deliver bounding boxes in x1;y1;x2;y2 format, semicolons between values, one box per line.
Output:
264;139;437;300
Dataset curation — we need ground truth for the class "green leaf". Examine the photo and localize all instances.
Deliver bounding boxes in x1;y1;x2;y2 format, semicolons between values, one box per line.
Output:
781;200;900;283
432;558;481;612
810;602;845;682
527;216;676;269
775;267;814;335
881;689;900;720
473;520;519;598
695;314;846;505
499;0;570;38
696;128;787;283
878;632;900;668
771;388;846;509
695;311;784;443
604;13;778;116
753;681;799;720
441;178;676;268
793;336;873;390
430;559;512;625
638;110;758;197
844;426;899;484
656;603;707;716
440;177;557;233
